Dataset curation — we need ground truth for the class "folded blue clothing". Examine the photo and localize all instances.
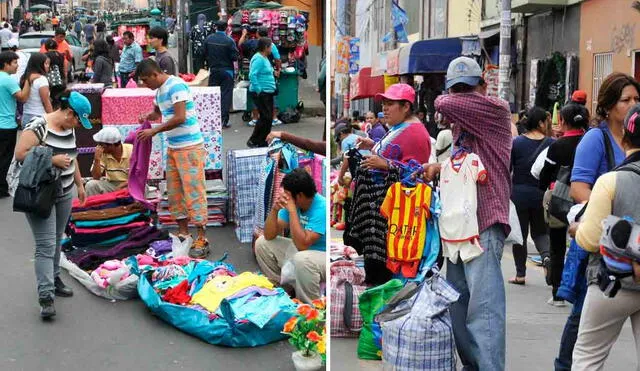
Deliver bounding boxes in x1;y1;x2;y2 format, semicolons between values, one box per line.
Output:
72;212;150;228
219;288;297;329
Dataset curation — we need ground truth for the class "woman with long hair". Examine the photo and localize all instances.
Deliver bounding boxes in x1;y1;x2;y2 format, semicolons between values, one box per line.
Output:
20;52;53;126
91;38;113;86
43;39;66;108
14;90;93;319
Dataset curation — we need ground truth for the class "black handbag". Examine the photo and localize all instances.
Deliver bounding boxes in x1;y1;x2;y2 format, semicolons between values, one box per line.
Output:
13;176;59;218
548;166;573;224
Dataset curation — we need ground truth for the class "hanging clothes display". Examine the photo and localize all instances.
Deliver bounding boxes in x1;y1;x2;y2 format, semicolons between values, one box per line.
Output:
380;182;433;278
439;152;488;263
346;167;400;285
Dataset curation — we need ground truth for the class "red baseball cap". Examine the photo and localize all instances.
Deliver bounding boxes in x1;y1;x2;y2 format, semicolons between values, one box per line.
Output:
375;83;415;104
571;90;587;104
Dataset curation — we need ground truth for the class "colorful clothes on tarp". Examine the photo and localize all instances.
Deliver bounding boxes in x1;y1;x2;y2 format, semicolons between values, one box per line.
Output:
190;272;274;313
221;287;296;329
162;279;192;305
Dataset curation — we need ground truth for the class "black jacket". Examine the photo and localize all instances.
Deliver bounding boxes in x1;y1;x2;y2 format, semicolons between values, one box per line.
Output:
203;32;239;71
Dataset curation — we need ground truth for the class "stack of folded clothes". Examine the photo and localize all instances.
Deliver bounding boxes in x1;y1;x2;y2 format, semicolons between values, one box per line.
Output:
64;189;169;271
157;179;228;228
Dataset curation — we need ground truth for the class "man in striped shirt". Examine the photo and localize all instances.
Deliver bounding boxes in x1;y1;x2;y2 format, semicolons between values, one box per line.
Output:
423;57;512;371
136;59;210;259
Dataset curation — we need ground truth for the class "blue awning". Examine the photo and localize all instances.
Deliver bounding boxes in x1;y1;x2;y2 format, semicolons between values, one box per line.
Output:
398;37;462;75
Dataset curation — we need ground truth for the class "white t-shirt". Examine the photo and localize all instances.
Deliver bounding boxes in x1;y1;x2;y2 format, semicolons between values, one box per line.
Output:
439;152;488;263
0;28;12;48
23;76;49;116
12;51;30;84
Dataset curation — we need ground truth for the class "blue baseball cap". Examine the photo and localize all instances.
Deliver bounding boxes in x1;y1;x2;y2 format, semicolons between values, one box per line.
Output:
445;57;482;90
66;91;92;129
377;112;384;118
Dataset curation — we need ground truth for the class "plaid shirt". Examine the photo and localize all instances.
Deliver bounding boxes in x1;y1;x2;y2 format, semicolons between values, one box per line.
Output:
435;92;512;234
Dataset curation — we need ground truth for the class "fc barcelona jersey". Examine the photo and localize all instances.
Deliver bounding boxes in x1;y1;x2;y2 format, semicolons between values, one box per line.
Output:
380;182;432;263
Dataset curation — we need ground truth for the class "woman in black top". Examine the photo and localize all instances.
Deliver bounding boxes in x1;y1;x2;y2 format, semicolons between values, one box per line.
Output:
539;103;589;305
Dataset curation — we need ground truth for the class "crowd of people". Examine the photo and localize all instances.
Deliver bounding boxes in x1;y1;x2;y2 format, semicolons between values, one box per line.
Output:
333;55;640;369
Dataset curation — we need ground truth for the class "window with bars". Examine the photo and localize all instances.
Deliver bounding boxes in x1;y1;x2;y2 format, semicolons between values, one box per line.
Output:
592;53;613;115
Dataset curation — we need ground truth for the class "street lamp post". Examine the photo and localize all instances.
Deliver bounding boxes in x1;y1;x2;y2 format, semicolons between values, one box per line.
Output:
498;0;511;102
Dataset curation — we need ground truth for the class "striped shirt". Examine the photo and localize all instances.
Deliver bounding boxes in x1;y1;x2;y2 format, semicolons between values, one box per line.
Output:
26;117;78;194
435;92;512;234
154;76;203;149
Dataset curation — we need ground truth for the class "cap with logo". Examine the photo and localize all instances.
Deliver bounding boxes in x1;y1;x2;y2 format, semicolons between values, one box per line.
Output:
445;57;482;90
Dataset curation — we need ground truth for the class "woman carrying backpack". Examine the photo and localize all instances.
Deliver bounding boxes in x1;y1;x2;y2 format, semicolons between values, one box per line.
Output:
43;39;66;108
538;103;590;307
572;104;640;369
20;52;53;126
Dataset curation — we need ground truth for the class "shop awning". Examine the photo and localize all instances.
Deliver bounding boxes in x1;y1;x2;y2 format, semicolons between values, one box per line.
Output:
398;37;462;75
350;67;385;100
371;51;387;77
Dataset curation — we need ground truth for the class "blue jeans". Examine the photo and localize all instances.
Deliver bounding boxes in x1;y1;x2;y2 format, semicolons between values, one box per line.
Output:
554;295;583;370
25;191;73;301
447;224;506;371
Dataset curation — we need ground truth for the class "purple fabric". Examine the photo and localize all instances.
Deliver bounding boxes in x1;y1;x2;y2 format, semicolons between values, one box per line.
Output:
150;239;173;254
69;226;168;270
127;121;154;210
225;286;281;300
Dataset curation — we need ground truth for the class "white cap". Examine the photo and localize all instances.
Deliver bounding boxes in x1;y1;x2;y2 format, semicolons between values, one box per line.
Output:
93;127;122;144
7;39;18;49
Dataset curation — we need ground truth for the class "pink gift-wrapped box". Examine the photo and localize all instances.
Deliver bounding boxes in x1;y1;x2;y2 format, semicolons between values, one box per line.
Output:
101;88;160;125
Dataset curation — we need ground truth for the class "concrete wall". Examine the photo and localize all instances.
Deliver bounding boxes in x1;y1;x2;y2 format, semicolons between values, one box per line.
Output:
524;5;580;107
579;0;640;111
448;0;481;37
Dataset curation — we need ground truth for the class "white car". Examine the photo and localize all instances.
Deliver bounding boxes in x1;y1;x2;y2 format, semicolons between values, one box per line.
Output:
18;31;86;82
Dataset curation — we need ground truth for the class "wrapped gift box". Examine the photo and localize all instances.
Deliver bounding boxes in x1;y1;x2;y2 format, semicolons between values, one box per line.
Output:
101;88;159;125
191;86;222;132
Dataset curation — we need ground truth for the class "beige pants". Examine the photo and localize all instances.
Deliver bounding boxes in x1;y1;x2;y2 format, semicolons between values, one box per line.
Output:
255;235;326;304
85;179;122;196
572;285;640;370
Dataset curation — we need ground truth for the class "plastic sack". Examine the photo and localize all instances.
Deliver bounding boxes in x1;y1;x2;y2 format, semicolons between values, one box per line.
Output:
505;200;524;246
171;234;193;257
60;253;139;300
233;87;247;111
357;279;404;360
280;244;299;286
137;269;294;347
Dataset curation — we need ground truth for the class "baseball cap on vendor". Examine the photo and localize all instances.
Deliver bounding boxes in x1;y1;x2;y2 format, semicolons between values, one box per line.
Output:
571;90;587;105
93;127;122;144
445;57;482;89
374;83;415;104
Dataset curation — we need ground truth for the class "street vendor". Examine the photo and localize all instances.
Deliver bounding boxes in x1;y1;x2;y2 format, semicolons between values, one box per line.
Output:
86;126;132;196
255;168;327;304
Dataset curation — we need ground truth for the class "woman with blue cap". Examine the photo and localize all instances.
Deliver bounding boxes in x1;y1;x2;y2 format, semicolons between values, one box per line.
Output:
14;90;93;319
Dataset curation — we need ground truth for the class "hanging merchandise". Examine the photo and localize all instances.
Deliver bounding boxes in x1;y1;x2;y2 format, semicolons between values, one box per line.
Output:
535;52;567;113
380;182;433;278
439;152;488;264
376;269;460;370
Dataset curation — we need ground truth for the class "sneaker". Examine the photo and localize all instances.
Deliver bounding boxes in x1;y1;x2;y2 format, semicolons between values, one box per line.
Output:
223;121;232;129
54;277;73;297
547;297;567;307
247;119;257;127
542;256;552;286
272;118;283;126
189;237;210;259
39;299;56;319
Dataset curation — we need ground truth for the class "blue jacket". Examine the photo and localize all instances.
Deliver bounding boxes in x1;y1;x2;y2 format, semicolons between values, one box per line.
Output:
203;31;239;71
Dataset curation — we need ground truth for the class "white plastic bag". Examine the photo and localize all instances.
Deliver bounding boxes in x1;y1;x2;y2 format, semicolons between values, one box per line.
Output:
60;253;139;300
530;147;549;180
280;245;299;286
233;87;247;111
171;234;193;257
505;200;524;246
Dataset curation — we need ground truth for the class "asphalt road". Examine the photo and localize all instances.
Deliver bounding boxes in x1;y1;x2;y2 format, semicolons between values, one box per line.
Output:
329;232;637;371
0;105;325;371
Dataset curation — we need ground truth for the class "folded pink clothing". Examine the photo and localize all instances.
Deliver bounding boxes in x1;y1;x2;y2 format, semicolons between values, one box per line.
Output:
70;221;148;234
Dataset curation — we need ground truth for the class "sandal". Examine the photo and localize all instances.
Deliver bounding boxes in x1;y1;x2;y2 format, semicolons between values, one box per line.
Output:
189;237;210;259
508;277;526;285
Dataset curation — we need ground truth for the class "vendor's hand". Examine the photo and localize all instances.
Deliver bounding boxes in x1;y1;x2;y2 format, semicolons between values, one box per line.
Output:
52;154;72;169
361;155;388;170
267;131;282;143
77;184;86;206
421;163;442;182
273;191;288;211
283;190;297;212
94;144;104;159
568;222;579;238
136;128;156;141
355;136;374;150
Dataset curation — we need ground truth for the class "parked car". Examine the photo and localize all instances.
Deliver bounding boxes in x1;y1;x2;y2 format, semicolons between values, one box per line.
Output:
18;31;86;82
